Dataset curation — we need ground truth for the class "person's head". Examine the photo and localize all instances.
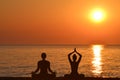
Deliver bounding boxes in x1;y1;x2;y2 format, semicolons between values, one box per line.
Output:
41;53;46;60
73;54;77;61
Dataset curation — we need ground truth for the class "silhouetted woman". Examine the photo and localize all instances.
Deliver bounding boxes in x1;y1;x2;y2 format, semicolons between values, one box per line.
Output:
32;53;56;80
65;48;84;78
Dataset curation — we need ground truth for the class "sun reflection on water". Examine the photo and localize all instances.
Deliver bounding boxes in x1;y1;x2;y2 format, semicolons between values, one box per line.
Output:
92;45;103;76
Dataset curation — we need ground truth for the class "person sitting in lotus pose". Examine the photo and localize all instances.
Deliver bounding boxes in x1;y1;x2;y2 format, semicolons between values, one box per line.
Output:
64;48;84;79
32;53;56;80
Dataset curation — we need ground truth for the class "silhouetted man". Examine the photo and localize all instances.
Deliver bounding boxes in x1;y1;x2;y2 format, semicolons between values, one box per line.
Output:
32;53;56;80
64;48;84;79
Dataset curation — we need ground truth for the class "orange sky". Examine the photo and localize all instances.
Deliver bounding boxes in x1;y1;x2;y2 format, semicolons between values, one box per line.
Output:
0;0;120;45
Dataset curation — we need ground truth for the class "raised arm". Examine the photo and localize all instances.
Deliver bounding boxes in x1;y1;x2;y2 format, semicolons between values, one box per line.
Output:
68;48;76;62
76;50;82;63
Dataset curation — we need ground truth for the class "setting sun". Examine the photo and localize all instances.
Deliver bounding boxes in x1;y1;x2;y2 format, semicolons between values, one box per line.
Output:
90;8;106;22
93;11;103;21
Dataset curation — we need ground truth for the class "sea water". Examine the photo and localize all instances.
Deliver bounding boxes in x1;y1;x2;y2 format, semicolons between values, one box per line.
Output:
0;45;120;78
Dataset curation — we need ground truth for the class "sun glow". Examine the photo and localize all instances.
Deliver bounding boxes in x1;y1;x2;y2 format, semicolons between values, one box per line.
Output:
90;8;106;22
92;45;103;76
93;11;103;21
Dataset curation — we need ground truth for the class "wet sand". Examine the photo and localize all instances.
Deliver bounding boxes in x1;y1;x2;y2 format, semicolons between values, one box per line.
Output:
0;77;119;80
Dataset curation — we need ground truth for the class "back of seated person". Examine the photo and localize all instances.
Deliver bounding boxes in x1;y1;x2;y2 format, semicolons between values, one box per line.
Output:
32;53;56;80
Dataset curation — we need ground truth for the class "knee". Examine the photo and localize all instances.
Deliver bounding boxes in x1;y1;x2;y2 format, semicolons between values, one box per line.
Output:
79;74;85;78
31;73;39;78
64;74;70;77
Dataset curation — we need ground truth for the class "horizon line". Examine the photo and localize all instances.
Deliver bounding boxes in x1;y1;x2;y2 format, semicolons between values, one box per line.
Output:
0;44;120;46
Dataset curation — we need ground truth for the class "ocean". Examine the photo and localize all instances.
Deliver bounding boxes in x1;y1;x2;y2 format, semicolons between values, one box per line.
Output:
0;45;120;78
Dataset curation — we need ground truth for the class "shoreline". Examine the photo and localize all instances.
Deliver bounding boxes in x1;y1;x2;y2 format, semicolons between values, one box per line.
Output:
0;77;119;80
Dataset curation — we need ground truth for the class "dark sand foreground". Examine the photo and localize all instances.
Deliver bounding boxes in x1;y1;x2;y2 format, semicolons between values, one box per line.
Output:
0;77;119;80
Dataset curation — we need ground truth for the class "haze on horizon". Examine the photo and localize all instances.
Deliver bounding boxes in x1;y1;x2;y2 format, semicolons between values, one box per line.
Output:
0;0;120;45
